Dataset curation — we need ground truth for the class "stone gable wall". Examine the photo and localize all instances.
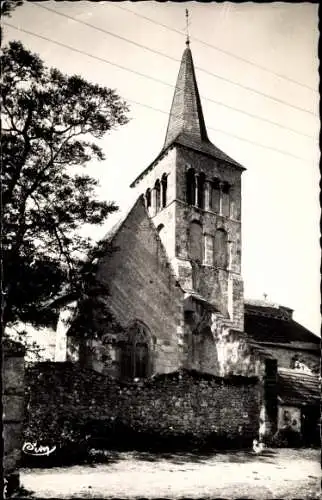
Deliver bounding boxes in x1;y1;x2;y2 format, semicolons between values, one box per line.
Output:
68;199;184;377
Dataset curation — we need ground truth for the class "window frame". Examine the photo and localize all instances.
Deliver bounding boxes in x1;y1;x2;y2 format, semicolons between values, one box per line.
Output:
118;321;153;380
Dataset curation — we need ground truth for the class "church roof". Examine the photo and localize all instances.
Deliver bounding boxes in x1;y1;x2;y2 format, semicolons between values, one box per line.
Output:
277;368;320;406
162;44;243;168
130;43;244;188
244;302;320;346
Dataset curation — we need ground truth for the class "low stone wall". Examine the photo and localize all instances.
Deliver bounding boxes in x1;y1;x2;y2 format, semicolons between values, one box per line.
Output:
24;362;260;461
3;339;25;495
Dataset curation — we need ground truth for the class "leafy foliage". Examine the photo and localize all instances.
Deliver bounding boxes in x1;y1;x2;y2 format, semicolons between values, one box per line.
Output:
2;41;129;331
0;0;23;17
0;0;23;42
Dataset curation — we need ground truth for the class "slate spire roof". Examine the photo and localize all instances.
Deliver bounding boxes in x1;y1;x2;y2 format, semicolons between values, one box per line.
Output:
161;41;244;168
130;42;244;188
163;40;209;149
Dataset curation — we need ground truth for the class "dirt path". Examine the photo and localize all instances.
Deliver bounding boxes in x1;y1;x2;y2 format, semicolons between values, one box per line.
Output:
20;448;320;499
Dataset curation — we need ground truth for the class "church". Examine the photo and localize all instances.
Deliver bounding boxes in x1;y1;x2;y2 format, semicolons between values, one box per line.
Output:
59;40;319;443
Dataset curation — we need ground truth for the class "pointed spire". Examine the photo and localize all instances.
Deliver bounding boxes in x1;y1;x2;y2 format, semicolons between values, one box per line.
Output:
130;31;245;188
163;39;210;150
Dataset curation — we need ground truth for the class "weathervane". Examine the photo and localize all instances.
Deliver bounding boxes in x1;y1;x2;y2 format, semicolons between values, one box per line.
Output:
185;8;190;46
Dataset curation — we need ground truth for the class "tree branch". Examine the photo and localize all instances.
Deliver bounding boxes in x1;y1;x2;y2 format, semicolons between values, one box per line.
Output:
2;103;33;207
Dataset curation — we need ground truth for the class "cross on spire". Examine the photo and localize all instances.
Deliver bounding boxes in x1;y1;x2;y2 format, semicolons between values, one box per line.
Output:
185;8;190;46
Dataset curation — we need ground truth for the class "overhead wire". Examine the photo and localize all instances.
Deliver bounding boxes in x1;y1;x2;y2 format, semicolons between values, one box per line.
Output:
127;98;314;163
31;2;317;117
112;2;317;93
22;4;317;138
3;22;316;164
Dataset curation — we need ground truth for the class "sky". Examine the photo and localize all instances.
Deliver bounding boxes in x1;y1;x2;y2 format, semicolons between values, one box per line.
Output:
3;1;320;336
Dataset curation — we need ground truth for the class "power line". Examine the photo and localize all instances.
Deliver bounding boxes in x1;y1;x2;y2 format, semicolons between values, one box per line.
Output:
4;20;314;140
29;4;316;138
113;3;317;93
31;2;316;117
127;98;313;164
29;5;315;138
3;22;314;164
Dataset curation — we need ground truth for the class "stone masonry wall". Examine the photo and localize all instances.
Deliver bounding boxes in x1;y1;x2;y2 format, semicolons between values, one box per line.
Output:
174;147;244;330
131;144;245;335
254;344;320;373
25;363;261;452
132;148;178;262
132;148;177;210
213;324;262;378
230;278;244;331
3;340;25;495
182;302;261;378
69;198;184;377
175;146;243;220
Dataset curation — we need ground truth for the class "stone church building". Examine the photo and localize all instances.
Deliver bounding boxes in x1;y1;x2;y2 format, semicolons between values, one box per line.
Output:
61;41;319;442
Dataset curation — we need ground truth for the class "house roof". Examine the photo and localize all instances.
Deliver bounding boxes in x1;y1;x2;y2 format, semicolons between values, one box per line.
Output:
245;299;293;318
130;43;245;188
244;302;320;346
278;368;320;406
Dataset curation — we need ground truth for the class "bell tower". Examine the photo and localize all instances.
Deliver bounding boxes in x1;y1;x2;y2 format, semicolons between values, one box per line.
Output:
130;40;246;332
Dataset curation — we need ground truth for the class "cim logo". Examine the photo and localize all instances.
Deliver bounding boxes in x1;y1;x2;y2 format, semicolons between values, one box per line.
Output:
22;441;56;456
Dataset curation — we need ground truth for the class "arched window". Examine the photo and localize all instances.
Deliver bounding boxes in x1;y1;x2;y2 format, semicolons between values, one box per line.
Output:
161;174;168;208
119;321;151;379
197;172;205;209
204;234;214;265
214;228;228;268
157;223;164;233
154;179;161;213
189;221;203;262
210;178;220;213
186;168;196;206
145;188;151;209
222;182;230;218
